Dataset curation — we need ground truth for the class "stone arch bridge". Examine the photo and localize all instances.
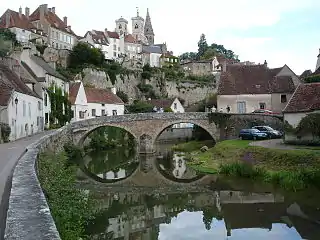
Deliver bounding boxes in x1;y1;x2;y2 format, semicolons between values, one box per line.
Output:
70;112;283;154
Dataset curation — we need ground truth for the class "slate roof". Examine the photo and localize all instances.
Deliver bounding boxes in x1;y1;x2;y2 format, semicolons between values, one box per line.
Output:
300;70;312;79
29;7;76;36
30;55;67;81
0;64;40;105
218;65;295;95
69;82;81;104
283;83;320;113
142;45;162;54
20;61;43;82
84;87;123;104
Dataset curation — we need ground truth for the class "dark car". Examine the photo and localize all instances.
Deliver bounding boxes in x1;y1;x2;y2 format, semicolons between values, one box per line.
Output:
252;126;282;139
239;129;268;140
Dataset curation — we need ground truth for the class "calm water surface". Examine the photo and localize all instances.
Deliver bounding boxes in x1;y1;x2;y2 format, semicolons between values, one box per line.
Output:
81;143;320;240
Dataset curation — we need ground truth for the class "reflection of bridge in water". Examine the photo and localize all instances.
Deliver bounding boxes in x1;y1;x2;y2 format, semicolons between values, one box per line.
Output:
87;189;320;240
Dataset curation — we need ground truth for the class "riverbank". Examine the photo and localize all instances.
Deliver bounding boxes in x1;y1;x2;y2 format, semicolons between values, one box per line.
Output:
184;140;320;191
37;151;96;240
171;140;215;152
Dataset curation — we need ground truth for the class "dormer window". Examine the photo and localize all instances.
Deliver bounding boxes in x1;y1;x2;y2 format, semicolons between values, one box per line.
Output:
255;84;261;89
135;24;138;29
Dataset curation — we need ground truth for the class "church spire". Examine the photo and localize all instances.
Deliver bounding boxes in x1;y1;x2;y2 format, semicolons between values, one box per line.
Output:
144;8;154;45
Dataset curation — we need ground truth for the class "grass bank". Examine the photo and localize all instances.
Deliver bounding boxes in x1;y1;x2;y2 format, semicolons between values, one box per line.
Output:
187;140;320;191
38;150;96;240
171;140;214;152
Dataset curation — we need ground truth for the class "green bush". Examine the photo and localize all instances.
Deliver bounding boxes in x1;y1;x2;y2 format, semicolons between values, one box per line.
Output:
127;101;153;113
0;123;11;142
116;91;129;103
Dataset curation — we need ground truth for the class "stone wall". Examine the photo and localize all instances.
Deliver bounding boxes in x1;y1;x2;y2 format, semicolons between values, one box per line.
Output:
4;127;71;240
157;127;193;142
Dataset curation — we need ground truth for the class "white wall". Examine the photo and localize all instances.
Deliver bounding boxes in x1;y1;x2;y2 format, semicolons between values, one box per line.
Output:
170;98;184;113
107;37;121;60
150;53;161;67
10;27;32;43
5;91;43;141
217;94;272;113
87;103;124;118
71;82;88;122
284;110;320;128
49;27;76;50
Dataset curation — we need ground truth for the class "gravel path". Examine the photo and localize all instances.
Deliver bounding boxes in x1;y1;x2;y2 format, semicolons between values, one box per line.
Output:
249;139;301;150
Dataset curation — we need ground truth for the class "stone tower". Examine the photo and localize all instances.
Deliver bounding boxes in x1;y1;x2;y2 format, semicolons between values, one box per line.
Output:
144;8;155;45
316;48;320;71
115;17;128;36
131;7;147;44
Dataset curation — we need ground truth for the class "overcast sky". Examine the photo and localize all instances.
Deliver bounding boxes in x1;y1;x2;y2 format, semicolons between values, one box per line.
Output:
2;0;320;74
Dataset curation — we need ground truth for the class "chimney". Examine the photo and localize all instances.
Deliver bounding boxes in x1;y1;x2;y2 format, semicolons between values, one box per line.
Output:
40;4;48;22
19;7;22;16
264;60;268;68
222;60;227;72
63;16;67;26
111;87;117;95
25;7;30;18
52;7;55;14
5;11;10;28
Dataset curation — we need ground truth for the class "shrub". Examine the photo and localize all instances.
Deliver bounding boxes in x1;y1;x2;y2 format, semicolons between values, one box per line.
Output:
116;91;129;103
0;122;11;142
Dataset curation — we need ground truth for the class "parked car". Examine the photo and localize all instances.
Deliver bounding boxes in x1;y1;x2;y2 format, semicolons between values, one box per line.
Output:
239;129;269;140
251;126;282;139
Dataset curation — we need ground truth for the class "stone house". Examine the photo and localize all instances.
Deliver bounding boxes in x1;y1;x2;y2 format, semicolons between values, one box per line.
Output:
69;81;124;122
0;63;43;141
0;8;47;46
217;64;297;114
160;52;179;67
79;30;110;60
29;4;78;50
283;82;320;142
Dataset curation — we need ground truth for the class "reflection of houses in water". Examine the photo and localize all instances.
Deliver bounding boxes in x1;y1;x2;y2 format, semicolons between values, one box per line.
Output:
91;190;319;240
97;168;126;180
172;153;186;178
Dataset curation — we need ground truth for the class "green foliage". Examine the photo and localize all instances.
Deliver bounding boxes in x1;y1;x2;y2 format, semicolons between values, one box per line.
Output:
69;42;104;69
197;34;209;60
164;107;173;112
137;83;157;99
162;65;185;80
200;48;216;60
205;94;217;108
116;90;129;103
0;29;18;57
63;143;84;166
185;74;215;82
296;113;320;138
208;112;231;126
103;61;124;85
36;44;48;55
38;152;96;240
48;85;72;127
179;52;197;61
0;122;11;142
304;75;320;83
127;100;153;113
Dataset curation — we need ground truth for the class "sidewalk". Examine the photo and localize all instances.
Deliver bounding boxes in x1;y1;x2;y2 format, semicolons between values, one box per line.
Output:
0;131;52;239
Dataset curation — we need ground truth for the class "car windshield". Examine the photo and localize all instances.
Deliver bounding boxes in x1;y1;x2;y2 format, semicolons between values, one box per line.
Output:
265;126;274;131
250;129;260;133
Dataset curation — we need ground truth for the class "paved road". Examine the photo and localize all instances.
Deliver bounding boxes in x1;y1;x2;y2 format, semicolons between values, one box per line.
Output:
249;139;297;150
0;131;52;239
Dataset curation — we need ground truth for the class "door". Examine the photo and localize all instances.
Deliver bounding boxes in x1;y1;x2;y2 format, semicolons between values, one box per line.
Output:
237;101;246;113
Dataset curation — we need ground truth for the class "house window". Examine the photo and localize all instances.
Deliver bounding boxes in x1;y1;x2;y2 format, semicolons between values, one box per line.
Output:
118;47;120;51
28;103;31;118
113;45;117;51
259;102;266;109
135;24;138;29
91;109;96;116
71;110;74;118
101;109;105;116
23;101;26;116
79;111;84;119
45;113;49;124
281;94;287;103
174;103;177;110
38;101;41;110
112;110;117;116
113;52;117;57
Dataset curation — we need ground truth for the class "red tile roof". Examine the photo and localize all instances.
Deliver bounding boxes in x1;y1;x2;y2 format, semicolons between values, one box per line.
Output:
283;83;320;113
84;87;123;104
69;82;81;104
0;9;37;30
218;65;295;95
106;31;119;39
0;64;40;106
29;7;76;36
149;99;174;109
86;30;109;45
124;34;136;43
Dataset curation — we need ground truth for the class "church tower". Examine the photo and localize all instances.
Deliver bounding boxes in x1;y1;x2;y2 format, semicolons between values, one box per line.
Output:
115;17;128;37
144;8;155;45
131;7;147;43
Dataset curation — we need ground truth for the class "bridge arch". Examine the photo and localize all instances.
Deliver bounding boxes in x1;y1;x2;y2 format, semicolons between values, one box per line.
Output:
152;119;217;148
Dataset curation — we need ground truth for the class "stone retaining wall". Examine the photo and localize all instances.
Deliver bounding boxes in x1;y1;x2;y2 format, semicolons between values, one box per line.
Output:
4;127;70;240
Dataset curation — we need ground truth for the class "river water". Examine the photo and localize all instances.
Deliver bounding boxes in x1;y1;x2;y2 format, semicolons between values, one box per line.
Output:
81;143;320;240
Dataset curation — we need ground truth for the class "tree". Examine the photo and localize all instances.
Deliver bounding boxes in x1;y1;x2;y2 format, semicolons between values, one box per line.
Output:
179;52;197;61
69;42;104;68
197;34;208;60
127;101;153;113
304;75;320;83
0;29;18;57
297;113;320;138
116;91;129;103
201;48;216;60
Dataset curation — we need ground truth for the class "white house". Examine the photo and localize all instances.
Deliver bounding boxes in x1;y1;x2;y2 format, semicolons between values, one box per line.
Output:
105;30;123;61
124;34;142;60
69;81;124;122
283;82;320;141
142;45;162;67
79;30;109;60
217;63;297;114
0;64;43;141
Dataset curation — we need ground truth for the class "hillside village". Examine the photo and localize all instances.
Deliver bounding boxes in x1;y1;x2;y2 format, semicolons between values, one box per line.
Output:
0;3;319;143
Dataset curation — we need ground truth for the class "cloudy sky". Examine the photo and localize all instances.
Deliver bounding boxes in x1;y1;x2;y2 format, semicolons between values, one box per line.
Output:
2;0;320;74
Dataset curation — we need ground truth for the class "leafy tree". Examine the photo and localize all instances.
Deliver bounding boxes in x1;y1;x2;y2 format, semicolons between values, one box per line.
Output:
179;52;197;61
116;91;129;103
197;34;209;60
127;101;153;113
69;42;104;68
304;75;320;83
297;113;320;138
201;48;216;60
0;29;18;57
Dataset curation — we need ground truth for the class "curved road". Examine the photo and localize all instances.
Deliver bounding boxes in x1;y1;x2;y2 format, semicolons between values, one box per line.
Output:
0;131;52;240
249;139;298;150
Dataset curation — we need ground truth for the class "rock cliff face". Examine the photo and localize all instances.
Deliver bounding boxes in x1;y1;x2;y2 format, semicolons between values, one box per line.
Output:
81;68;217;106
